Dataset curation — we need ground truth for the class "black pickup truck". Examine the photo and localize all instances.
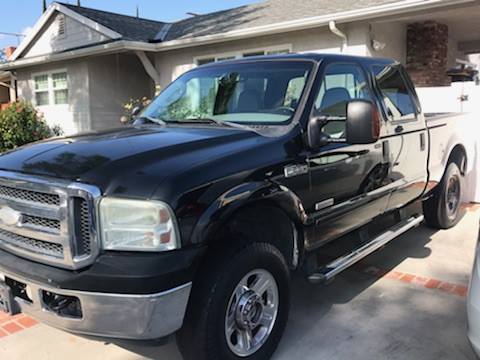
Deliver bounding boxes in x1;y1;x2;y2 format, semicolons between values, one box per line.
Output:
0;54;468;360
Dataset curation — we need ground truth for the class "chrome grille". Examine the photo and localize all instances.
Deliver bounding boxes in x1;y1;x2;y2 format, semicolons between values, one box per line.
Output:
0;184;60;206
22;215;61;232
0;171;100;269
75;198;92;256
0;228;63;258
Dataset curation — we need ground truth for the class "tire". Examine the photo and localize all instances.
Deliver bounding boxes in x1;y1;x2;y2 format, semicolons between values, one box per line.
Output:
423;162;463;229
177;242;290;360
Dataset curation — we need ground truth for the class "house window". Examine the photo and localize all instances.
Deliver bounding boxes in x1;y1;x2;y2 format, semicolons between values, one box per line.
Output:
33;71;68;106
266;49;290;55
52;72;68;104
243;51;265;58
195;46;291;65
34;75;49;106
197;58;215;66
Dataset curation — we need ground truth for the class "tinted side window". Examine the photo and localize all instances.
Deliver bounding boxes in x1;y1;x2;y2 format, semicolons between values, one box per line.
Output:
315;63;371;117
373;66;416;121
314;63;372;138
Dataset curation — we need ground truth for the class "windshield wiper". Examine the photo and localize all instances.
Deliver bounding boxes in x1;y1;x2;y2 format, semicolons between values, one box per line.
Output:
176;118;229;126
135;116;166;126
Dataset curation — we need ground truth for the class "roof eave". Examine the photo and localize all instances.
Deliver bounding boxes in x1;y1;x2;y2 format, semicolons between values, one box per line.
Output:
0;41;156;71
156;0;475;52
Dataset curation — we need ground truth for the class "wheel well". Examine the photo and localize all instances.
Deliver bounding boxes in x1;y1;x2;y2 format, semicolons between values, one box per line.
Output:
206;202;302;270
447;144;467;175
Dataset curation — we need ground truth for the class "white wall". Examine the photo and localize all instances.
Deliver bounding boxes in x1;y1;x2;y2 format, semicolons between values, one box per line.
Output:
416;82;480;113
23;12;109;59
368;22;407;63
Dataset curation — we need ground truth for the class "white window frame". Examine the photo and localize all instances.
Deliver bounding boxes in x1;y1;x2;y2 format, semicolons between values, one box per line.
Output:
32;69;69;108
194;44;293;65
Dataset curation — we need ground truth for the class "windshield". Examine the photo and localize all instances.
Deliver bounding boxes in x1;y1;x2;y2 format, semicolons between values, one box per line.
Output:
142;61;313;125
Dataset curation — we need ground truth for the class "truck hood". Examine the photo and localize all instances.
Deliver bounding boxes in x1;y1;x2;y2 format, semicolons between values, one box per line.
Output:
0;125;267;198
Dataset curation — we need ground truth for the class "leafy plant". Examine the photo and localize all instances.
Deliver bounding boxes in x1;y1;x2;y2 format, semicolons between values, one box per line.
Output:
121;97;152;124
0;101;62;152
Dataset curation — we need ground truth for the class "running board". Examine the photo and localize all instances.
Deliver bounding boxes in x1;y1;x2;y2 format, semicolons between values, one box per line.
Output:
308;215;424;284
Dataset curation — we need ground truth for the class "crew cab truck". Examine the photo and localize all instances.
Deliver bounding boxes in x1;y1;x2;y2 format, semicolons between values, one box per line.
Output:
0;54;468;360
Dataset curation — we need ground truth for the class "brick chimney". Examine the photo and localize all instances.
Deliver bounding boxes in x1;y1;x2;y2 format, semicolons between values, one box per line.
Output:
406;21;451;87
4;47;17;60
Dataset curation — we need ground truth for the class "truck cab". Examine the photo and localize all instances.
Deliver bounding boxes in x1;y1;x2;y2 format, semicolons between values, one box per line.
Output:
0;54;466;360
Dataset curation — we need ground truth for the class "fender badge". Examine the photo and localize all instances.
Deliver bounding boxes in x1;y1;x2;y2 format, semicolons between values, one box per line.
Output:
0;206;21;226
284;164;309;178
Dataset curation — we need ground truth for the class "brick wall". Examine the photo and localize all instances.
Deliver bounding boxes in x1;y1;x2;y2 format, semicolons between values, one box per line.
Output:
406;21;450;87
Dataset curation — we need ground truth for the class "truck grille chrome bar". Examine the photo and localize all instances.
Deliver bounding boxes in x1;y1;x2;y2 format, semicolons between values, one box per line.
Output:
0;171;101;270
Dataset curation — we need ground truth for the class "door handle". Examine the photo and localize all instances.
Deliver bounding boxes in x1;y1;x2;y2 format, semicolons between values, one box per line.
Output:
395;125;404;134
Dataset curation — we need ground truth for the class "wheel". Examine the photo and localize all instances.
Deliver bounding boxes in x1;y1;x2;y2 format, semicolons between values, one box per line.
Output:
177;242;290;360
423;162;463;229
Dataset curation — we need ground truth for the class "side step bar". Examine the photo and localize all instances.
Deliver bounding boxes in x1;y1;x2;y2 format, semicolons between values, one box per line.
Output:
308;215;424;284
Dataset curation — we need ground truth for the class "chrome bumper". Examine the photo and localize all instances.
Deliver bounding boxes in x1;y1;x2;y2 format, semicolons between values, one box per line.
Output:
0;268;191;340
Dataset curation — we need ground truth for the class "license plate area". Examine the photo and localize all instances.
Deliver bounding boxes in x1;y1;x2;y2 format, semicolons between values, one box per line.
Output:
0;281;14;314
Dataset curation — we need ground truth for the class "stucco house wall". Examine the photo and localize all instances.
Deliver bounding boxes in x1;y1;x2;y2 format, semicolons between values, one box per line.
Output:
369;22;407;63
87;53;153;131
16;53;153;135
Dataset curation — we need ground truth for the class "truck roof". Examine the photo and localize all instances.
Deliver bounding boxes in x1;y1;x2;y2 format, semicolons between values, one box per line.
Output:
200;53;397;67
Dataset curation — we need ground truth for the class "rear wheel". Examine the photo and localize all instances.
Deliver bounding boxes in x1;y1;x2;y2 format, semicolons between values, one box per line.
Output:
423;162;462;229
177;242;290;360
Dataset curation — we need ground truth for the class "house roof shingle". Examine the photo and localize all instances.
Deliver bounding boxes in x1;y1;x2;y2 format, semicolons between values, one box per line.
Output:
164;0;402;41
59;0;404;43
59;2;167;42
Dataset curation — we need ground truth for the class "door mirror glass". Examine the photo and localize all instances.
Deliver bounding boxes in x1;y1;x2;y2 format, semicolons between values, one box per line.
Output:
131;106;142;117
345;100;380;144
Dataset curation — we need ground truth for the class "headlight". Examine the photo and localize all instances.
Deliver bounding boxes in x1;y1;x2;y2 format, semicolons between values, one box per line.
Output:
99;198;179;252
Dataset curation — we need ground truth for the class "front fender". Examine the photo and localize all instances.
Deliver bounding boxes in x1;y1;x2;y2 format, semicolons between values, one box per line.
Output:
190;181;307;245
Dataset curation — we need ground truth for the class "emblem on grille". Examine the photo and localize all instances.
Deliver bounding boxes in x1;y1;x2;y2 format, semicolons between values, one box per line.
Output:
0;205;21;226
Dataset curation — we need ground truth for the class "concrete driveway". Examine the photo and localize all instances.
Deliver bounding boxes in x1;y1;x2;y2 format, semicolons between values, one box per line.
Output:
1;206;479;360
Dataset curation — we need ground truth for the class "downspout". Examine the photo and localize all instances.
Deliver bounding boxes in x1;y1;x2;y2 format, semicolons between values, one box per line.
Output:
329;21;348;53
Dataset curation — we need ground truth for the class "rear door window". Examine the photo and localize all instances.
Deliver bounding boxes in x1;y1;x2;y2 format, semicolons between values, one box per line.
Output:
373;66;417;122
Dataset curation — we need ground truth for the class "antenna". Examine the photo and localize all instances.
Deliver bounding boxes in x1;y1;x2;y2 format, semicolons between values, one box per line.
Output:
77;0;81;6
42;0;47;13
136;5;139;18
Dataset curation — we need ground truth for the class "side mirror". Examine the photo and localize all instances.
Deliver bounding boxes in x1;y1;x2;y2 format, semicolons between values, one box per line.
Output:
307;116;330;149
345;100;380;145
131;106;142;118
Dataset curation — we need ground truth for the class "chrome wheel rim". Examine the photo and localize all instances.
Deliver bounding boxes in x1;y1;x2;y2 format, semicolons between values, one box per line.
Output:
446;175;460;219
225;269;279;357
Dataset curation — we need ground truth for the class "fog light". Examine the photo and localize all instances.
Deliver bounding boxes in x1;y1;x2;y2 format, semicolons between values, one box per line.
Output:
42;291;82;319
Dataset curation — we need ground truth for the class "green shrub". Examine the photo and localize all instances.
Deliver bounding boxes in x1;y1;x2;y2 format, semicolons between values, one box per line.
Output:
0;102;62;152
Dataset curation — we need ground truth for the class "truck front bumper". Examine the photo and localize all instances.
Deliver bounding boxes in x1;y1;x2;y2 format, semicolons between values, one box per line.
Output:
0;267;192;340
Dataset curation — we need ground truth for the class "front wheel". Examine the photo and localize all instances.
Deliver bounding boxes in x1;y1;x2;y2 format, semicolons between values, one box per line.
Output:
423;162;463;229
177;242;290;360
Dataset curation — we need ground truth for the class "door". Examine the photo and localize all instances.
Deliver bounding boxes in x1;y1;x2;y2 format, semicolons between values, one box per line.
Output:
372;65;428;211
306;61;392;249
